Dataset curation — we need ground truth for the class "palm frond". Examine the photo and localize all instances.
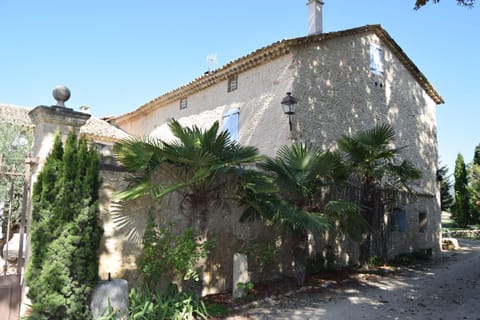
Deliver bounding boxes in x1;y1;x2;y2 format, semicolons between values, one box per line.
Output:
113;179;154;201
356;123;396;147
150;167;212;198
110;202;147;243
114;137;162;172
261;143;346;206
234;168;279;195
325;200;369;241
239;189;329;234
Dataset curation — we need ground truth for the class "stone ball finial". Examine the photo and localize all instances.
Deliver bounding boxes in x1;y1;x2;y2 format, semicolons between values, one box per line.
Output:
52;85;71;107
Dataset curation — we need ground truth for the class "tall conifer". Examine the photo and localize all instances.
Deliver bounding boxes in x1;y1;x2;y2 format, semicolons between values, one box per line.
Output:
438;164;454;211
469;144;480;224
26;132;102;319
452;153;472;227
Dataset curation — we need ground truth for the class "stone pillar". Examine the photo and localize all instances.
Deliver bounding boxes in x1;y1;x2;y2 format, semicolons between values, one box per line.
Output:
21;87;91;317
28;105;91;172
233;253;249;299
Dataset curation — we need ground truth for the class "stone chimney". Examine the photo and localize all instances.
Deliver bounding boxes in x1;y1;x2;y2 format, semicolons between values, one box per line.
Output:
307;0;324;35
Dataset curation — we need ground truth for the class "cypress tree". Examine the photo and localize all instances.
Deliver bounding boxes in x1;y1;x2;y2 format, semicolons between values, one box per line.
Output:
473;144;480;166
452;153;472;227
26;132;102;319
469;144;480;224
438;164;454;211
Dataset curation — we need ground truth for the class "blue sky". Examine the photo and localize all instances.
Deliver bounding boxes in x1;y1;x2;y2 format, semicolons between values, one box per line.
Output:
0;0;478;175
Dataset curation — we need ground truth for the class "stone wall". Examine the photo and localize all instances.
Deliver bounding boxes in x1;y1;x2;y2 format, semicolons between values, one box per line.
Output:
114;53;295;158
290;31;441;255
100;30;442;291
96;160;301;295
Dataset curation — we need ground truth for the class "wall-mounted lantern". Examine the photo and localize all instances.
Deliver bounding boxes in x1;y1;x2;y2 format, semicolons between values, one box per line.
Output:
281;92;298;131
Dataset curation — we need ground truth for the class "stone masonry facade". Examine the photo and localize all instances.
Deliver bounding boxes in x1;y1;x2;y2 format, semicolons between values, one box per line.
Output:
15;24;442;298
112;25;442;274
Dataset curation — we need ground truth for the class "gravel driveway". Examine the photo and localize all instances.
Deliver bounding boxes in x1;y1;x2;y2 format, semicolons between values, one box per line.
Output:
227;239;480;320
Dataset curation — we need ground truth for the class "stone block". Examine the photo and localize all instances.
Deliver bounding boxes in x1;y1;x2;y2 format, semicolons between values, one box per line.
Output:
91;279;128;319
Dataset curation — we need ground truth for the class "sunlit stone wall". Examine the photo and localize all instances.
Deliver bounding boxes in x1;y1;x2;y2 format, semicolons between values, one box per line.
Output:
291;31;441;256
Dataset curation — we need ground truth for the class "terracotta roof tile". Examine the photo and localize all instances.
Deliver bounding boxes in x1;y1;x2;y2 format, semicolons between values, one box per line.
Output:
0;103;33;127
0;104;129;141
80;117;130;141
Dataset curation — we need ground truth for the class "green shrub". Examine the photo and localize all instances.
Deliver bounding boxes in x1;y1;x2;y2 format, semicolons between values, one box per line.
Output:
99;285;210;320
138;214;215;290
236;281;254;296
25;133;102;319
368;255;384;267
239;242;278;273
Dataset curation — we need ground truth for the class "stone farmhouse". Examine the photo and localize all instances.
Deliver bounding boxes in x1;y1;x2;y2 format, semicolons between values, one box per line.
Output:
111;0;443;279
1;0;443;298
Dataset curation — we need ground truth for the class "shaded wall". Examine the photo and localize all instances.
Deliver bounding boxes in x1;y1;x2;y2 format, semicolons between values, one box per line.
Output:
291;31;441;256
96;153;300;295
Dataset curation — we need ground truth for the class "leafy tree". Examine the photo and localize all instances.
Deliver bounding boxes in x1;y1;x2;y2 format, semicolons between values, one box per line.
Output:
452;153;472;227
0;122;32;244
469;144;480;223
240;143;366;284
415;0;475;9
114;120;273;292
438;164;454;211
337;123;421;264
116;121;355;285
469;164;480;224
473;144;480;165
26;133;102;319
114;119;270;234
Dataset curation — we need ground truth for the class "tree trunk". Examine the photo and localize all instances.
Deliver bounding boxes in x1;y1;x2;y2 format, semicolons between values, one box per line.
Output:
360;184;387;265
292;231;308;285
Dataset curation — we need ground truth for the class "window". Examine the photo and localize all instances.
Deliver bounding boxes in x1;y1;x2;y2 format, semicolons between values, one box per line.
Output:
370;43;384;75
227;75;238;92
222;108;240;142
419;212;427;233
180;98;188;110
391;208;406;232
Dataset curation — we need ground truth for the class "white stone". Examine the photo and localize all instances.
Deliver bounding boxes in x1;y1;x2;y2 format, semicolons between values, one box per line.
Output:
233;253;249;299
91;279;129;319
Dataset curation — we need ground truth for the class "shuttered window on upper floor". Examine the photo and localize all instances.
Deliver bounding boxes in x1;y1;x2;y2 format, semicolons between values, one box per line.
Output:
370;43;384;76
222;108;240;142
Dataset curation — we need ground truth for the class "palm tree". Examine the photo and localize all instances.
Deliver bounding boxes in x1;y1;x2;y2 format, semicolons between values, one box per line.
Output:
337;123;421;263
240;143;366;284
114;119;269;234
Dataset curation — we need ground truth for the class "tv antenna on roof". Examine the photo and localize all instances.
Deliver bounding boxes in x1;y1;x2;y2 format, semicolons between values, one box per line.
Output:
206;53;217;73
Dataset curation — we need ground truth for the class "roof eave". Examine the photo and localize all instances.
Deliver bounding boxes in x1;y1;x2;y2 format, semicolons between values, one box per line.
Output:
113;24;444;125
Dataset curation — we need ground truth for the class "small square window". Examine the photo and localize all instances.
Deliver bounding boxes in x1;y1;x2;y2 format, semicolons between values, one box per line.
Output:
227;75;238;92
419;212;427;233
180;98;188;110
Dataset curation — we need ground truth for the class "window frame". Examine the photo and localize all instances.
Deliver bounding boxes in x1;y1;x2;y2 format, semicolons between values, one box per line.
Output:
222;108;240;142
391;207;407;233
227;75;238;92
369;43;384;76
419;212;427;233
179;97;188;110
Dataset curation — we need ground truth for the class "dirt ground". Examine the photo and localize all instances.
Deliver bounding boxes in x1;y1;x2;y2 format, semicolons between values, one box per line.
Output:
222;239;480;320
